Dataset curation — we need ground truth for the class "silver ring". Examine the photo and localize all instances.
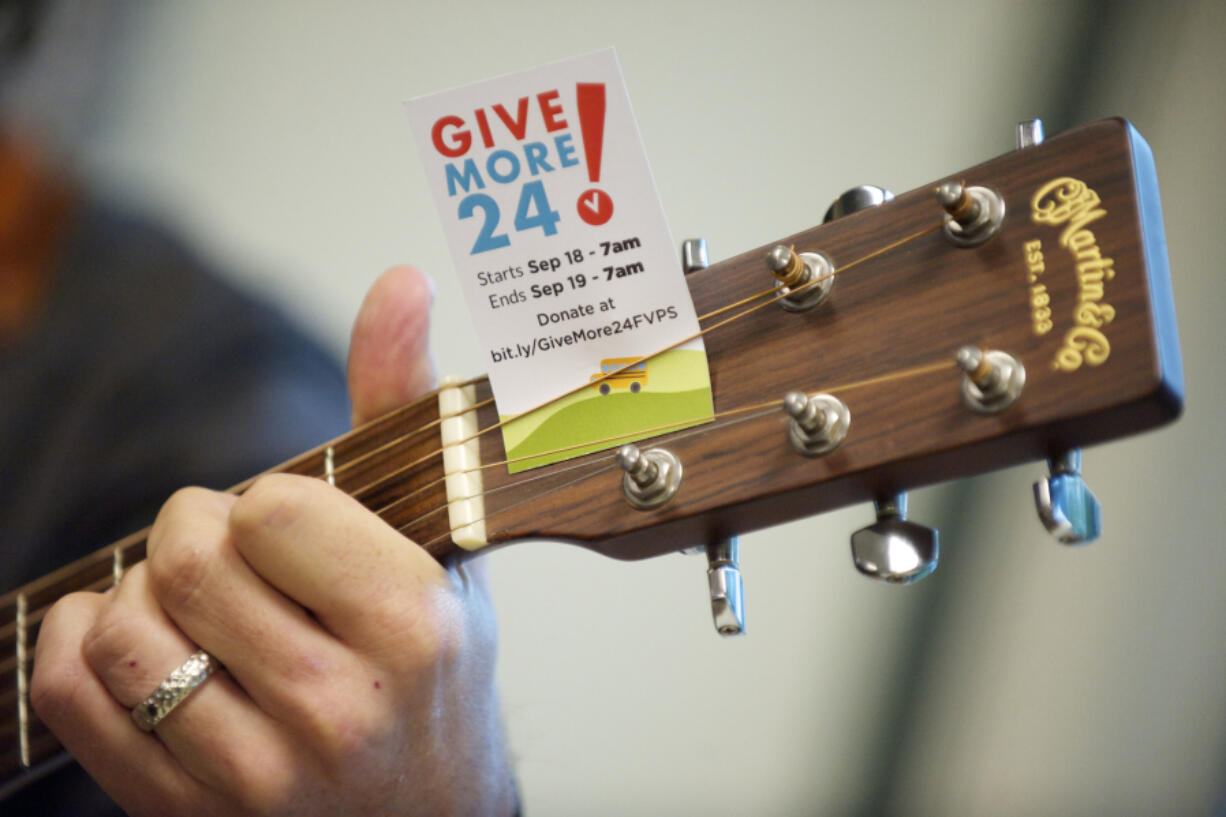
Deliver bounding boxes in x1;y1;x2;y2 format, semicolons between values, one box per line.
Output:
131;650;220;731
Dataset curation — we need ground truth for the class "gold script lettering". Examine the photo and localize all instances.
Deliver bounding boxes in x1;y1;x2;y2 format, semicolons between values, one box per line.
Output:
1032;176;1115;371
1053;326;1111;372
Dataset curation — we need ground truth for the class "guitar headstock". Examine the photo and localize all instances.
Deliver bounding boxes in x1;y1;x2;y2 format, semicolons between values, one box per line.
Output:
464;118;1180;572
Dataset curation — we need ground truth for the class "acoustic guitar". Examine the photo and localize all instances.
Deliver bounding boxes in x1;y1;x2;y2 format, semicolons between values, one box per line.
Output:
0;116;1183;796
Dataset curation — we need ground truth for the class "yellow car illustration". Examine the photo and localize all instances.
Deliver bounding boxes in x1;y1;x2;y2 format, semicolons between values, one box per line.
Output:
591;358;647;395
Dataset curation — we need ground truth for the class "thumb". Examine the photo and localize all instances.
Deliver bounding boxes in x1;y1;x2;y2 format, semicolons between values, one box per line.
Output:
346;265;437;427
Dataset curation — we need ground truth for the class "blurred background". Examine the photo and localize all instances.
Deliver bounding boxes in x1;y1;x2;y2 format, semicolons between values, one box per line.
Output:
7;0;1225;814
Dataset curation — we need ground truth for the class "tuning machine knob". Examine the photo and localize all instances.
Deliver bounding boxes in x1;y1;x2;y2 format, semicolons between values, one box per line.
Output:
681;238;709;273
824;184;895;223
705;537;745;636
1034;449;1101;545
851;493;939;584
1016;118;1045;149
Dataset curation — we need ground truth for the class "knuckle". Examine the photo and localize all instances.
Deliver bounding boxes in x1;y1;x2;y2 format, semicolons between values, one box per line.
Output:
368;589;465;676
147;485;230;615
152;486;217;540
274;643;335;689
230;473;316;538
223;745;301;814
148;522;219;616
409;600;464;667
30;596;96;723
305;688;394;765
78;584;171;704
267;659;394;765
80;603;134;676
28;662;82;730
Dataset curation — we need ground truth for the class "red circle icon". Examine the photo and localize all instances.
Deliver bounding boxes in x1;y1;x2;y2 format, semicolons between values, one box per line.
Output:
576;188;614;225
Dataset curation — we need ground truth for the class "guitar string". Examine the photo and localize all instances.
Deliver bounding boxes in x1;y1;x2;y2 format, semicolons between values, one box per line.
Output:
319;277;786;489
376;357;954;527
393;358;955;543
409;406;789;551
341;285;802;505
311;274;788;487
340;220;944;507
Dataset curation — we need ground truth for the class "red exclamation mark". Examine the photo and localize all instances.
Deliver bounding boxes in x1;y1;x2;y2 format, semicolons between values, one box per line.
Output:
575;82;614;226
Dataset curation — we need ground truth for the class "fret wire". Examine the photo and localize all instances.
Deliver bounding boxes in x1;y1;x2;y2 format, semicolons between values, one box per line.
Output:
112;545;123;586
15;593;28;769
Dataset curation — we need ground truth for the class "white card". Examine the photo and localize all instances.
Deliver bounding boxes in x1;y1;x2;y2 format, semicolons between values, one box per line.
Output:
406;49;712;471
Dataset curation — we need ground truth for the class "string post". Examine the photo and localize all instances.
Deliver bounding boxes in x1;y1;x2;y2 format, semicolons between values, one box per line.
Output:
783;391;851;456
766;245;805;287
936;180;979;223
765;244;835;312
956;345;1025;413
617;444;683;510
937;179;1005;247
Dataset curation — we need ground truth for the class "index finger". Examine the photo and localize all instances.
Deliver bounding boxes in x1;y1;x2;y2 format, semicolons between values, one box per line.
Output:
227;472;452;653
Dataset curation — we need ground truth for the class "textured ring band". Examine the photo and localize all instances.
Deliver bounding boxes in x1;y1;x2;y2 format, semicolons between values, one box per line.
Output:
131;650;220;732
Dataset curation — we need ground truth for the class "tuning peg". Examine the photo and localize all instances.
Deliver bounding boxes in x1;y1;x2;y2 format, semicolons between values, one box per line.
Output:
851;493;939;584
704;537;746;636
681;238;709;273
936;179;1005;247
765;244;835;312
1033;449;1101;545
1016;119;1045;148
783;391;850;456
824;184;894;223
956;345;1025;413
617;444;683;510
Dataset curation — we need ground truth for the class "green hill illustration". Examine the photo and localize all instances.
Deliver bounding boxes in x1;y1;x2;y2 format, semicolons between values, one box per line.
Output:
502;348;713;473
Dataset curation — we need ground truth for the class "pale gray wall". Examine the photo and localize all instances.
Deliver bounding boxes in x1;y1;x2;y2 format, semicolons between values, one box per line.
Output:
59;1;1226;814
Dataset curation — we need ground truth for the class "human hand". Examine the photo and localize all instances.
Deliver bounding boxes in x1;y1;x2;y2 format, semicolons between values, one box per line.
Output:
31;267;517;816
